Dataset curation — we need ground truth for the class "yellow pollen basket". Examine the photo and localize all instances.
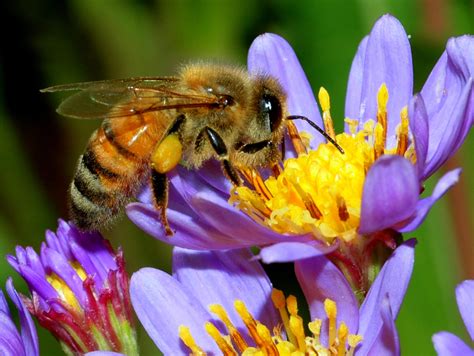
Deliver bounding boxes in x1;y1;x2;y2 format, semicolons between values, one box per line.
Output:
46;261;88;312
230;84;416;244
179;289;362;356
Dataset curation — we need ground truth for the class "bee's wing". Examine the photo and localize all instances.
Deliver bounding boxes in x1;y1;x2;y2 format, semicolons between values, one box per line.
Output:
42;77;219;119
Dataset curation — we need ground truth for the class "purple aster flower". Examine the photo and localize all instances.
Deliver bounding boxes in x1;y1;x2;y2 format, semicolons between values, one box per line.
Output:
432;280;474;355
127;15;471;292
124;239;415;354
0;279;39;356
6;219;137;355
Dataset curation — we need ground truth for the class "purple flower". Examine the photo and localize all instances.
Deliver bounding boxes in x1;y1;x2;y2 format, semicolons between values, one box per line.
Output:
0;279;39;356
126;239;415;354
127;15;471;260
432;280;474;355
7;219;137;355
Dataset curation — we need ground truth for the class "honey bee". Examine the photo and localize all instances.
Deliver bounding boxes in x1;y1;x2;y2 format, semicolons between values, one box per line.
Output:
43;63;342;235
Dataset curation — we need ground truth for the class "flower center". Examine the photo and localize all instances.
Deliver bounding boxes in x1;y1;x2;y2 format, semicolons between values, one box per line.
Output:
179;289;362;355
230;84;415;244
46;261;87;311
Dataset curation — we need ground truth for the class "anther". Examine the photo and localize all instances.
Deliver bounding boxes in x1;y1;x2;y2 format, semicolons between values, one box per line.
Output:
308;320;322;345
396;106;409;156
235;300;264;348
205;322;237;356
318;87;336;140
178;325;206;356
376;84;389;150
209;304;248;352
337;196;350;222
289;315;306;352
348;334;363;356
324;299;337;348
272;289;297;346
256;323;279;356
337;322;349;356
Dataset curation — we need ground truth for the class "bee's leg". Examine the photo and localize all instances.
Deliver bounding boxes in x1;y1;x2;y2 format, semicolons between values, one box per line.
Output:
150;169;173;236
150;133;183;236
204;127;242;186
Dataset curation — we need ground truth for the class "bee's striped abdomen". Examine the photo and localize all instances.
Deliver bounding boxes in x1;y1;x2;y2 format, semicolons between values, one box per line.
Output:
70;114;159;230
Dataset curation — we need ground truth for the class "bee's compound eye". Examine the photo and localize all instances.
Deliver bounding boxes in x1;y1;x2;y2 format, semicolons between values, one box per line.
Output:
260;94;282;133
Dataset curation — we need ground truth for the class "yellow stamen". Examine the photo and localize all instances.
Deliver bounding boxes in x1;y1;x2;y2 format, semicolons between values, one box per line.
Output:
337;323;349;356
347;335;363;356
179;325;206;356
182;296;362;356
373;122;385;159
289;315;306;352
209;304;248;352
256;323;279;356
205;322;237;356
47;273;82;312
286;295;299;316
271;289;297;346
325;299;337;348
319;87;336;140
376;83;389;151
396;106;409;156
308;319;322;345
235;300;264;348
344;118;359;136
287;120;308;155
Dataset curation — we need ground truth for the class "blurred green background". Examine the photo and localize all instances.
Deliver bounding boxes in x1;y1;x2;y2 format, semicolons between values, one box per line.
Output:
0;0;472;355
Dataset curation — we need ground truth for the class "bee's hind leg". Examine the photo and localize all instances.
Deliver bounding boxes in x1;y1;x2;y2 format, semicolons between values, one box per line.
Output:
150;169;173;236
150;133;184;236
204;127;242;186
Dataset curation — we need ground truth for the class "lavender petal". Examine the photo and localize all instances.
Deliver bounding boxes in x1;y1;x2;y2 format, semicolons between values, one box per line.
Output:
432;332;474;356
456;280;474;340
258;241;339;263
172;248;280;337
356;14;413;146
130;268;218;354
345;36;369;129
6;279;39;356
359;155;419;234
409;94;430;178
397;168;461;233
248;33;324;154
358;239;416;354
0;313;24;356
421;35;474;179
126;202;246;250
295;256;358;346
364;295;400;356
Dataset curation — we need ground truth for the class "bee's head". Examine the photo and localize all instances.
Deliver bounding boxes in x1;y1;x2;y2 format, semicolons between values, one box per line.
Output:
232;75;287;168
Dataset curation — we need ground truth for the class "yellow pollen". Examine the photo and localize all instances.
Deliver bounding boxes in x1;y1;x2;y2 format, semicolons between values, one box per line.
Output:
396;106;409;156
46;273;82;311
286;295;299;316
318;87;336;140
289;315;306;352
337;323;349;356
256;323;279;355
182;296;362;356
179;325;206;356
376;83;389;152
205;322;237;356
235;300;264;348
325;299;337;348
46;261;88;312
209;304;248;352
272;289;297;346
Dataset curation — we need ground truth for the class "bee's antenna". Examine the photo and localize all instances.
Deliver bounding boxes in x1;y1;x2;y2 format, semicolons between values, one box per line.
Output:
286;115;344;154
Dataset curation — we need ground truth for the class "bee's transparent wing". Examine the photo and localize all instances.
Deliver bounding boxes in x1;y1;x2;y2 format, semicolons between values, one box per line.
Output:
42;77;219;119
